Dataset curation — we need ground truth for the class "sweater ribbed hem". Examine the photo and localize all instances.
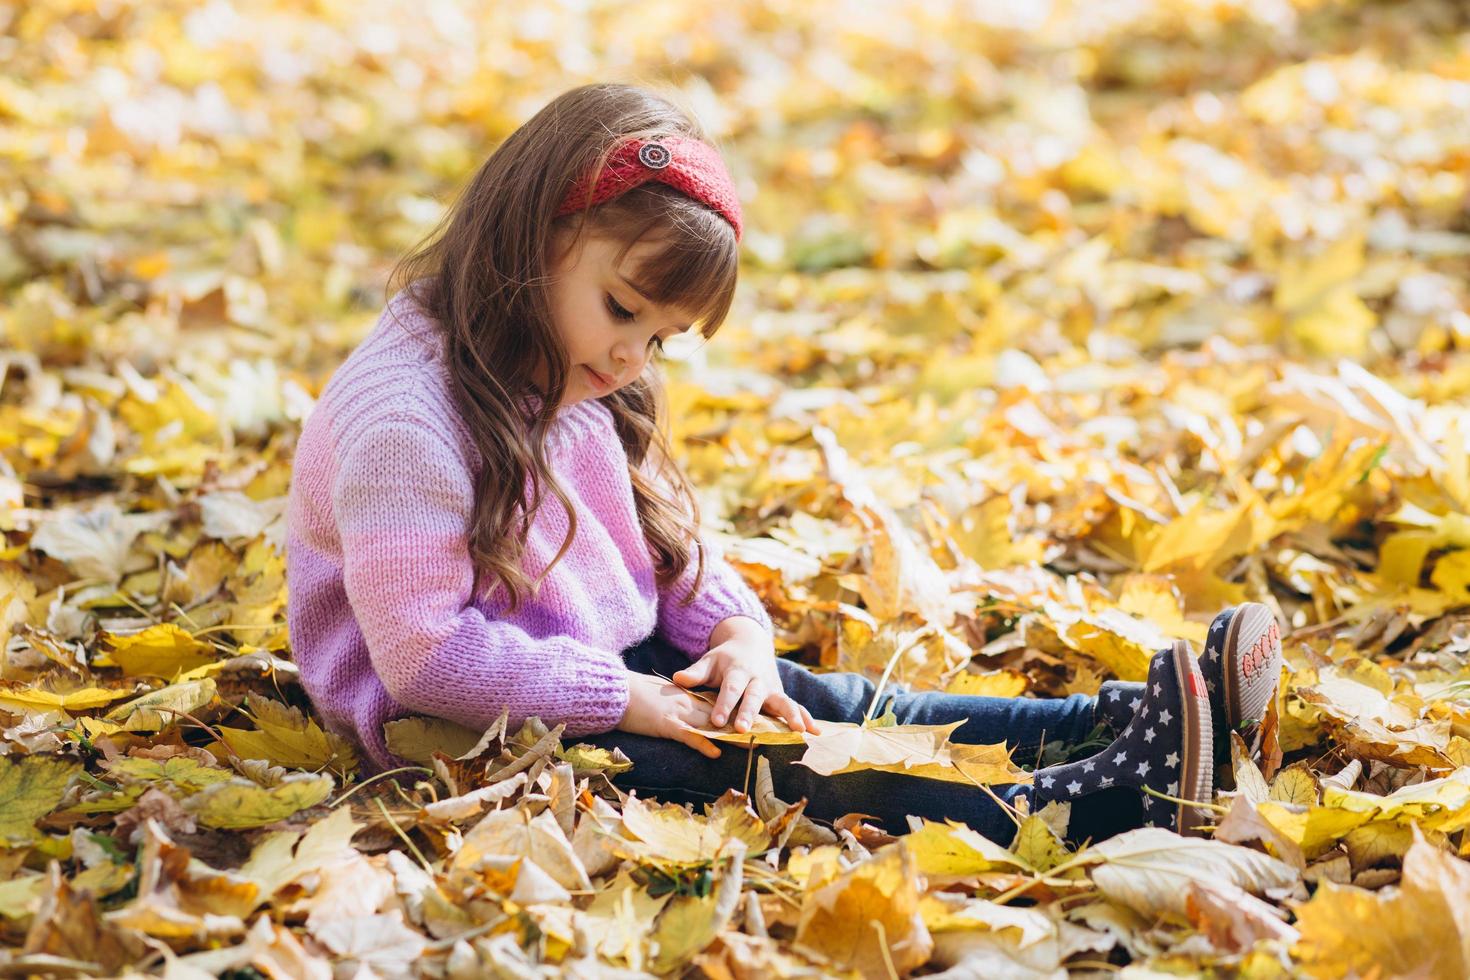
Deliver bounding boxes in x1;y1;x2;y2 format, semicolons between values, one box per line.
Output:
379;610;633;740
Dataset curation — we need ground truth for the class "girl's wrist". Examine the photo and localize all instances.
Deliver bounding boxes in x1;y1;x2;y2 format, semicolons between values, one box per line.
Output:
709;615;770;647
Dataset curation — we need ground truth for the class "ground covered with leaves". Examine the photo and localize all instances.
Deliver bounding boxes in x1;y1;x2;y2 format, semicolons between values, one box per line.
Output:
3;0;1470;976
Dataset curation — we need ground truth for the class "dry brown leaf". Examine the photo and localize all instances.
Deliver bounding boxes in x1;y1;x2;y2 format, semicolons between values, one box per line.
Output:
795;840;934;979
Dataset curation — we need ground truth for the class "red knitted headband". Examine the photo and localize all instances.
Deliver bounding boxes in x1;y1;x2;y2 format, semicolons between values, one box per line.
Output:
555;136;743;242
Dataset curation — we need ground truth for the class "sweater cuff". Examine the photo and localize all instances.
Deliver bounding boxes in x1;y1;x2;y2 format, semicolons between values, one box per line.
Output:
384;616;632;740
657;559;773;657
557;658;633;738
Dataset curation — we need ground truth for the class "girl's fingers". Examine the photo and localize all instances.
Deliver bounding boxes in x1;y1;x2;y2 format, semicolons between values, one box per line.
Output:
672;658;710;688
787;700;817;735
710;673;749;727
676;720;721;759
732;683;766;732
773;694;806;732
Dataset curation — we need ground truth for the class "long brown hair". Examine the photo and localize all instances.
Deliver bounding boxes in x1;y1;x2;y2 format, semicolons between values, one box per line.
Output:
384;83;740;612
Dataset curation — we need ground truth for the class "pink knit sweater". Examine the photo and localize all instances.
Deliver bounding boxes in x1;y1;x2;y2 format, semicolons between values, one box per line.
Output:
285;288;773;774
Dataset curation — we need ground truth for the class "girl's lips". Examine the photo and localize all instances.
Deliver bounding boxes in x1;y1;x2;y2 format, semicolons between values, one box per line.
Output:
584;365;614;389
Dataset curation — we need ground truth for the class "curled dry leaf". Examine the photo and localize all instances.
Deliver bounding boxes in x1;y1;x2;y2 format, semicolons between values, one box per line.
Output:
1086;827;1299;919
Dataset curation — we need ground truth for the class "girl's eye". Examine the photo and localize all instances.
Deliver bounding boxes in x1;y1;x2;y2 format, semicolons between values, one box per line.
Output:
605;293;664;355
605;295;636;322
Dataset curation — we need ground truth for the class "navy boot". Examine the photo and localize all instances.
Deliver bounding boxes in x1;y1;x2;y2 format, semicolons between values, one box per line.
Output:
1032;641;1215;836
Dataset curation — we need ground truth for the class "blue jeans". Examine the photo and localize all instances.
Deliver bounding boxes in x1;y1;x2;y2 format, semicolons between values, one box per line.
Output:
575;636;1115;846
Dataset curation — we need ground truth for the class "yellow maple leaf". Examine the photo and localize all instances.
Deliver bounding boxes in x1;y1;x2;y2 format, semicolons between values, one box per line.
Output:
1294;828;1470;979
93;623;219;678
904;818;1033;877
1430;548;1470;602
950;495;1045;570
0;682;133;713
213;694;357;775
944;669;1028;698
648;848;747;974
104;678;217;733
576;869;671;970
617;789;770;865
0;755;83;845
183;772;333;829
1115;573;1210;646
1141;497;1253;574
795;841;934;979
790;718;1029;787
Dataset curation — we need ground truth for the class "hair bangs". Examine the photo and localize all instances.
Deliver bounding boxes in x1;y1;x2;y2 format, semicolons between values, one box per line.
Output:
598;188;740;339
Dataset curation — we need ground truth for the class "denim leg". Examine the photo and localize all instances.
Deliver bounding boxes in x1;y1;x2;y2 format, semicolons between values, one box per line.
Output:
575;637;1102;845
875;682;1099;769
617;636;1099;753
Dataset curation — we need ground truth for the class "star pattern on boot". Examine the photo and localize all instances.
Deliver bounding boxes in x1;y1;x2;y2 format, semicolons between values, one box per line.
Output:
1091;679;1145;735
1025;643;1211;835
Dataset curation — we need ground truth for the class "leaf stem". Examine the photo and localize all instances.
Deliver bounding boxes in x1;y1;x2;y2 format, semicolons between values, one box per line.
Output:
375;795;435;874
989;870;1092;905
328;766;435;808
870;918;900;980
862;633;926;725
1140;784;1228;813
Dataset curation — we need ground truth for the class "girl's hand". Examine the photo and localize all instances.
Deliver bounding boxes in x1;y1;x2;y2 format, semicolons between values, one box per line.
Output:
616;670;726;759
671;617;822;735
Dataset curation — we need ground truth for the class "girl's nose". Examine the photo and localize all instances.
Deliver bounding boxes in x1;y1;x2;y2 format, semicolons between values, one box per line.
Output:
611;343;638;379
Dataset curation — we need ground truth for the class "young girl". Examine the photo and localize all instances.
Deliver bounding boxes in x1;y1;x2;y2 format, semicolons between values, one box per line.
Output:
285;83;1284;846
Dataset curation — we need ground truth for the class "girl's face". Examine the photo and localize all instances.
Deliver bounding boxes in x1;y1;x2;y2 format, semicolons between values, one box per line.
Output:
543;228;699;406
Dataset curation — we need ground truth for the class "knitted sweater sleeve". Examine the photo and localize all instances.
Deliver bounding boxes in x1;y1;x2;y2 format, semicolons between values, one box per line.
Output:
643;462;773;657
330;416;630;737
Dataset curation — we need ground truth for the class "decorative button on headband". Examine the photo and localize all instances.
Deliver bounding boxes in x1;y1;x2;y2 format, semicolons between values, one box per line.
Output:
556;136;743;241
637;142;671;169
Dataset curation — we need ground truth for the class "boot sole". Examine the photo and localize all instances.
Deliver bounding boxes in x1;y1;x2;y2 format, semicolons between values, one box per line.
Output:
1219;603;1283;740
1173;640;1214;836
